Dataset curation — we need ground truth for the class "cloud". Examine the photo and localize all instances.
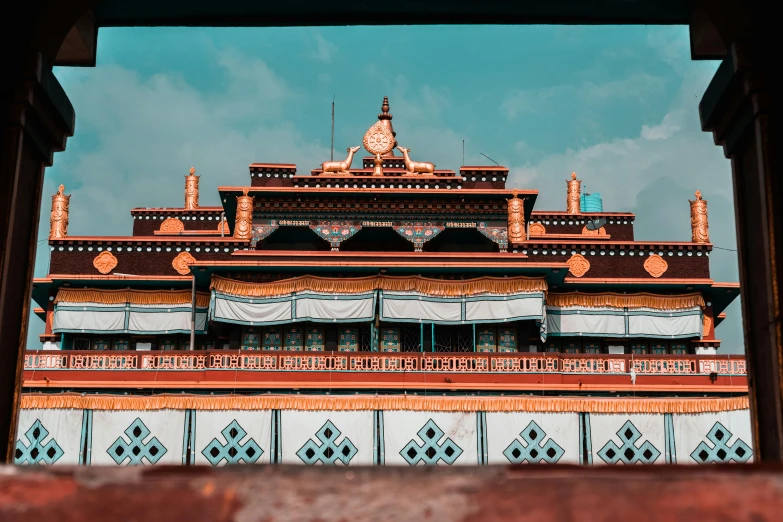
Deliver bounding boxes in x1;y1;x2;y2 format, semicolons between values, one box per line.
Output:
501;73;667;120
310;33;338;64
503;38;743;351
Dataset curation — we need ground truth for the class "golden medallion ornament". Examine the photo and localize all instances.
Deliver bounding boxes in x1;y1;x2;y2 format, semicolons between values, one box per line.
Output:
528;223;546;236
643;254;668;278
172;251;196;275
582;225;606;236
234;188;254;240
507;190;526;244
49;184;70;239
159;217;185;233
566;172;581;214
689;190;710;243
93;251;118;275
566;253;590;278
363;121;395;157
184;166;199;209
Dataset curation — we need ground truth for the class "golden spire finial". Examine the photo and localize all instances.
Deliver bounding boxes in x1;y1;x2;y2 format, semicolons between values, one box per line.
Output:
50;184;70;239
690;189;709;243
234;188;254;240
185;166;199;209
566;172;581;214
378;96;397;153
512;189;519;198
507;190;525;245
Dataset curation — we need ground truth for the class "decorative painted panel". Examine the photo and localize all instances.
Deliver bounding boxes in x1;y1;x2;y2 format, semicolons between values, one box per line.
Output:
563;340;581;354
383;411;479;466
339;327;359;352
631;342;648;355
309;221;362;251
90;410;188;465
670;343;688;355
160;338;177;351
284;327;303;351
651;342;668;355
477;329;496;352
112;339;129;351
587;414;666;465
671;410;753;464
305;327;325;351
381;328;400;353
241;328;260;350
279;410;374;465
486;412;579;465
263;327;282;350
544;339;561;353
583;342;601;354
250;220;279;247
476;223;509;253
93;338;110;351
15;409;86;465
193;410;273;465
498;328;517;353
393;223;444;252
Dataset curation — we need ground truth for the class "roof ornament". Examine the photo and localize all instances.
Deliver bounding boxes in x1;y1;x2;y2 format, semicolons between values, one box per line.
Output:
184;166;199;209
397;146;435;176
363;120;395;177
378;95;397;152
507;189;525;245
566;172;581;214
321;146;360;176
690;190;710;243
49;184;70;239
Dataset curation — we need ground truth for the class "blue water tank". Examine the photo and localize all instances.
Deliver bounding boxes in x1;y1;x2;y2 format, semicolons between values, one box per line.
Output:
580;193;603;212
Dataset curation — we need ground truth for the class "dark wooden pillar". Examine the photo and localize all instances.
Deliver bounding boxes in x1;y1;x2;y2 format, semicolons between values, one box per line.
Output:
700;34;782;460
0;52;73;461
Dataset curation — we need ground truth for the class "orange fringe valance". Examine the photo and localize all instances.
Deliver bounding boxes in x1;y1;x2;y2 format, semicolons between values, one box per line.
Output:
55;288;210;308
211;275;548;298
20;393;748;414
547;292;705;310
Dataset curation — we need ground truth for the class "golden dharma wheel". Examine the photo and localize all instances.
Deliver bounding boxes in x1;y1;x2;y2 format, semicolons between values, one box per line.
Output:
363;121;394;157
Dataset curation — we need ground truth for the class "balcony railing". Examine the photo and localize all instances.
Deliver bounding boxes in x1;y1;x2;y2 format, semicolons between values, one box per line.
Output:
23;350;747;376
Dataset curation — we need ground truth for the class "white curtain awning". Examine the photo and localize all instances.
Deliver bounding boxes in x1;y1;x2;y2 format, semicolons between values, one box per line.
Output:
53;302;207;335
379;291;546;325
546;305;702;339
210;291;376;326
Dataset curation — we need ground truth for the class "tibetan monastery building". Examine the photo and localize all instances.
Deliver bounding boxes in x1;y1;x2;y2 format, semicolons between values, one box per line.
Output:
18;98;750;467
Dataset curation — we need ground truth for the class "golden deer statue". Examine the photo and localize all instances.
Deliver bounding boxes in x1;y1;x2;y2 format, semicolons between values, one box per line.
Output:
397;146;435;175
321;146;361;175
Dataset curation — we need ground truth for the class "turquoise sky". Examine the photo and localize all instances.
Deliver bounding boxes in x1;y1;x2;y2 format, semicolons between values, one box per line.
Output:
32;25;743;351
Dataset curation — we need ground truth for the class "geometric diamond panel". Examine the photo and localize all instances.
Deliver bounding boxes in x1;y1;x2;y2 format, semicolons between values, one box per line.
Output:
14;419;64;465
597;420;661;465
503;420;564;464
202;420;263;465
107;417;168;465
399;419;463;465
296;420;357;465
690;422;752;464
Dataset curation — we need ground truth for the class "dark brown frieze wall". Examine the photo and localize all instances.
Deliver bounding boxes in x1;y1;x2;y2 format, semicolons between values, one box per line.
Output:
131;209;226;236
47;239;711;280
49;239;246;277
530;213;636;241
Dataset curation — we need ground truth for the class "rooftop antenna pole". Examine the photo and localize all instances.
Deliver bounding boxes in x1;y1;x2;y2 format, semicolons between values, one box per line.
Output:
330;95;335;161
480;153;500;166
462;140;465;166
